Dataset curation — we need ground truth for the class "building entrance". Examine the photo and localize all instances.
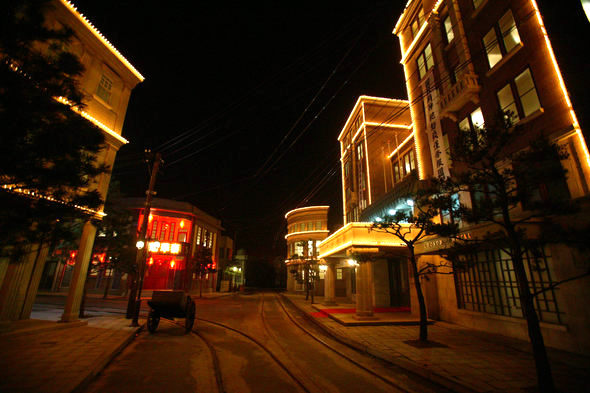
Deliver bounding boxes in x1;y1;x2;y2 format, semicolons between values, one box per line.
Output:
388;258;410;307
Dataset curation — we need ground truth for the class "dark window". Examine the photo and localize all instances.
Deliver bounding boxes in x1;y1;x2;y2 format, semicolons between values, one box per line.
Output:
454;247;563;324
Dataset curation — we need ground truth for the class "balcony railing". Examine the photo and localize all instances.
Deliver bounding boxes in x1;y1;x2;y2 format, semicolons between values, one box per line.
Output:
440;73;481;119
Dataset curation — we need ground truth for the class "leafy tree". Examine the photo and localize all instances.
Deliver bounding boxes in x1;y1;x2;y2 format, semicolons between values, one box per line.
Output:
438;114;588;393
193;246;215;297
0;0;108;260
370;187;458;342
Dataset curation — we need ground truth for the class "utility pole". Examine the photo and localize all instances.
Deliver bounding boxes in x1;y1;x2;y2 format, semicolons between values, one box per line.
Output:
131;151;162;327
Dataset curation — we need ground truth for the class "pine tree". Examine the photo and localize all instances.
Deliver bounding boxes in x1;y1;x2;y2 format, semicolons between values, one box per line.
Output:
0;0;108;259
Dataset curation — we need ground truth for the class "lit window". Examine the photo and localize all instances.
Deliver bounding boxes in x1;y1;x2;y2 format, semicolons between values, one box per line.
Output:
443;16;454;43
96;74;112;103
336;268;343;280
410;8;425;39
459;107;485;146
150;221;158;239
178;232;187;243
315;221;321;230
196;226;202;245
497;84;519;123
515;68;541;117
497;68;541;121
472;0;484;10
391;148;417;184
308;240;313;257
169;222;176;241
483;10;521;69
417;44;434;80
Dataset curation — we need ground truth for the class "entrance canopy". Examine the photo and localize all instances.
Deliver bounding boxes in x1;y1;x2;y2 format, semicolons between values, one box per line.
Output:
318;222;411;260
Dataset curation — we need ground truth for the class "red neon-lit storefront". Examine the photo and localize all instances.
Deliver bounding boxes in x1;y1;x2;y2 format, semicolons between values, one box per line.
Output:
139;213;192;290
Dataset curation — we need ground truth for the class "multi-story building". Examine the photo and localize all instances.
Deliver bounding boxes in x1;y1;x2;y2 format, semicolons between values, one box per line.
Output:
320;2;590;348
285;206;330;296
125;198;224;293
0;0;143;321
393;0;590;354
319;97;415;316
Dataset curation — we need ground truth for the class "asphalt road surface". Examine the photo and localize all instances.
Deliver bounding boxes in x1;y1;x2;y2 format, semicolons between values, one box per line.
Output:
35;291;450;393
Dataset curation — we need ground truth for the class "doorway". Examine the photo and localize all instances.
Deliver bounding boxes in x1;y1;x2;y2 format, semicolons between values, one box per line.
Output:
388;258;410;307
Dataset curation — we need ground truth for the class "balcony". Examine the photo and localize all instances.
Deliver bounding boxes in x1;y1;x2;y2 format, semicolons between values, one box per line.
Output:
440;73;481;120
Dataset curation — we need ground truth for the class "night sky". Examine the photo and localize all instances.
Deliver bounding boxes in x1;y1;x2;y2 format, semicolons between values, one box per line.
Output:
70;0;589;258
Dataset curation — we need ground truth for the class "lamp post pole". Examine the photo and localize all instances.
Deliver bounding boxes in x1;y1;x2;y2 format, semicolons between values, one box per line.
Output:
131;151;162;327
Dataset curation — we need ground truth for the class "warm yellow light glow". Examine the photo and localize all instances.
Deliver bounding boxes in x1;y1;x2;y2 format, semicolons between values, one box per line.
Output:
364;122;412;129
60;0;144;81
400;21;428;64
135;240;144;250
148;214;153;222
284;230;330;240
338;96;410;141
170;260;175;268
148;241;160;253
319;264;328;271
1;183;105;217
363;125;372;205
387;133;415;159
347;259;359;267
529;0;590;170
55;96;129;145
179;220;185;228
170;243;181;254
159;242;170;253
285;206;330;219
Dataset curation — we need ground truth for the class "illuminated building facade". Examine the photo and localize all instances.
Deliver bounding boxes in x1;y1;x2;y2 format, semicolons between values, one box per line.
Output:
125;198;223;293
320;97;415;317
285;206;330;295
0;0;143;321
392;0;590;353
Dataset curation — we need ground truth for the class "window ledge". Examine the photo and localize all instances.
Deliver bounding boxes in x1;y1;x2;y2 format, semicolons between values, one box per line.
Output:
515;108;545;126
485;43;524;78
471;0;490;19
93;93;114;111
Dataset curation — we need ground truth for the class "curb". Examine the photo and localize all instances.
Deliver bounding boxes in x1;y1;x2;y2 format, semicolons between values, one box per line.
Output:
71;322;145;393
280;294;476;393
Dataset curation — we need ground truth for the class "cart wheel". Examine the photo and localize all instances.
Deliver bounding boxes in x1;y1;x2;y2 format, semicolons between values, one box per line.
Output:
185;301;196;333
147;309;160;333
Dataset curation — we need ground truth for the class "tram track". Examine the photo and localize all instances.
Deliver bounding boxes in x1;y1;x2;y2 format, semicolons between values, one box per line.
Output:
265;292;413;393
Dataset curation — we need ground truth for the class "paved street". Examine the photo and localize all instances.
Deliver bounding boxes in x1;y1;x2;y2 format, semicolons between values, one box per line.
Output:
83;292;444;393
0;290;586;393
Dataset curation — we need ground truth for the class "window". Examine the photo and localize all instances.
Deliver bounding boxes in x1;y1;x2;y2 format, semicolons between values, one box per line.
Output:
472;0;484;9
392;148;417;184
315;221;322;230
150;221;158;239
196;226;202;245
497;68;541;122
417;43;434;80
299;223;305;232
307;222;312;231
459;108;485;147
454;247;562;324
294;241;304;257
356;143;367;210
336;268;343;280
307;240;314;257
410;8;425;39
169;222;175;241
159;223;168;241
96;74;113;103
443;16;454;44
178;232;187;242
483;10;521;69
315;240;321;255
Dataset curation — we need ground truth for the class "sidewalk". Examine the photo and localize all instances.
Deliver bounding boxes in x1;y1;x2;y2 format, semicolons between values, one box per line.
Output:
282;293;590;393
0;316;142;393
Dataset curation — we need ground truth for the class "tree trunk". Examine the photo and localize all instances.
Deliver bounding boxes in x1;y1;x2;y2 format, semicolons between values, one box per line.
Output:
125;271;137;319
79;263;93;318
409;248;428;341
511;247;555;393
